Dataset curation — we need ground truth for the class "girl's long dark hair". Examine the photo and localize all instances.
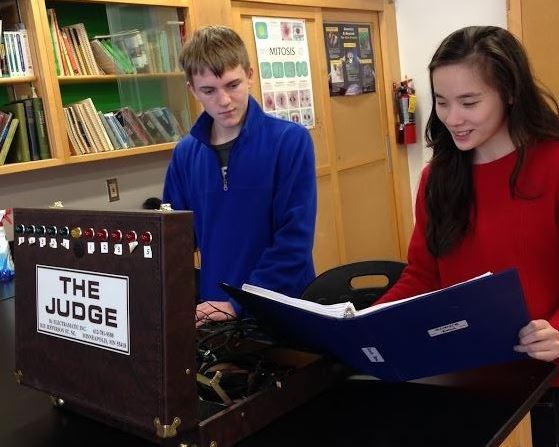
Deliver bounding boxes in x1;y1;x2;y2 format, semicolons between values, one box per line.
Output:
425;26;559;257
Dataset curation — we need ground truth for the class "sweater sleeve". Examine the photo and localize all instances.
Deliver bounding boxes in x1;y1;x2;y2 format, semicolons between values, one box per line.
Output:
246;125;317;295
545;150;559;330
375;166;441;304
162;142;190;211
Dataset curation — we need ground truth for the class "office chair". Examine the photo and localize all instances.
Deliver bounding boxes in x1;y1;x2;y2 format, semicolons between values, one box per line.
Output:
301;260;406;310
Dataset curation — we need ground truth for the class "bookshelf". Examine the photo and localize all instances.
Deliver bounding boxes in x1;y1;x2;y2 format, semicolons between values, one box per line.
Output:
58;72;187;84
0;0;192;174
0;0;66;174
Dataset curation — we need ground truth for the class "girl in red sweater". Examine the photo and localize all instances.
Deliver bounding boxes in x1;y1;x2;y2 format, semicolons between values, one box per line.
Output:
377;27;559;443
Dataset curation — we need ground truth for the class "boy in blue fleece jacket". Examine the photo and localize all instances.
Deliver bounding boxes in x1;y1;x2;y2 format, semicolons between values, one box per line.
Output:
163;25;317;326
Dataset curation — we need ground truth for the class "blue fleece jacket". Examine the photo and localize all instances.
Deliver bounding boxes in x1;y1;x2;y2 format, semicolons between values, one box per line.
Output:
163;96;317;314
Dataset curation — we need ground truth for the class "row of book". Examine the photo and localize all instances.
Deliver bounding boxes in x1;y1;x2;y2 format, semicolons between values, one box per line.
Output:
63;98;184;155
47;9;185;77
0;21;34;77
92;28;184;75
47;10;101;77
0;96;51;166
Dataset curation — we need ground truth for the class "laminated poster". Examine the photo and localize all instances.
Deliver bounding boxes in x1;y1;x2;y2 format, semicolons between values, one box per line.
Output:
324;23;376;96
252;17;315;129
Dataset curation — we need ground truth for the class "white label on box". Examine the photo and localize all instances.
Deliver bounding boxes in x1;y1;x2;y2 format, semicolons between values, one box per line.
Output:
36;265;130;354
39;237;47;247
143;246;152;259
114;244;123;256
49;238;58;249
100;242;109;254
428;320;468;337
361;346;384;363
87;242;95;254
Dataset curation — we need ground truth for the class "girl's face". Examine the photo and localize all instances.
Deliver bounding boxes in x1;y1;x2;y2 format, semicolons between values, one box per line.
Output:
433;62;514;163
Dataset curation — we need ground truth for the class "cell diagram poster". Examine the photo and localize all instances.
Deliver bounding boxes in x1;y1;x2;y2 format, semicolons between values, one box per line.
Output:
252;17;315;128
324;23;376;96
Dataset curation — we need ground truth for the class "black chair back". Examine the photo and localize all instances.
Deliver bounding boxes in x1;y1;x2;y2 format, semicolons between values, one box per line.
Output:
301;260;406;310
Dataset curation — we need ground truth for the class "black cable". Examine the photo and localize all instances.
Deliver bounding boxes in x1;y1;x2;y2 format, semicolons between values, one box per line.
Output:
195;318;292;403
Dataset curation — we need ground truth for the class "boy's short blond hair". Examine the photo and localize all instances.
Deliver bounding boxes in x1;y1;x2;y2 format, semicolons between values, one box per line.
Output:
180;25;251;85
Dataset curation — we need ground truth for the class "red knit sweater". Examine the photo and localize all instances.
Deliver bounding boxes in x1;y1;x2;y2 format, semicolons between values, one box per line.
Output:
378;141;559;372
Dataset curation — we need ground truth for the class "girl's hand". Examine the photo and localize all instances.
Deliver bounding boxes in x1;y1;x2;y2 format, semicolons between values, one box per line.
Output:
514;319;559;361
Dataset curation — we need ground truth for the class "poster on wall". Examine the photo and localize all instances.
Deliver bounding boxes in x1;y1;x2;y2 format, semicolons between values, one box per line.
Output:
252;17;315;129
324;23;375;96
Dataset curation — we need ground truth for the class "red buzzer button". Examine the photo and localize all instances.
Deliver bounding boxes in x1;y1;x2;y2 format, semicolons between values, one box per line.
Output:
96;229;108;240
111;230;122;242
125;230;137;242
83;228;95;239
140;231;152;244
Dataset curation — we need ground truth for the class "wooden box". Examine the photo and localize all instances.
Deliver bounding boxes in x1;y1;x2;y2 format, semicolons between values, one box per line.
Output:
13;208;336;446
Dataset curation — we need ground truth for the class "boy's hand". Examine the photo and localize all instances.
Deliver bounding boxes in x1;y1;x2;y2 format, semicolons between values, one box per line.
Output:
196;301;236;327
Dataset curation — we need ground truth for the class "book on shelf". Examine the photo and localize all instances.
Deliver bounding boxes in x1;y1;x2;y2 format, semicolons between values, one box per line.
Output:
29;96;51;160
65;106;93;154
71;103;101;153
144;29;170;73
163;107;185;135
121;29;149;73
76;98;114;152
97;111;122;150
75;23;102;75
97;30;149;74
9;28;33;76
59;28;80;76
165;21;185;73
104;39;135;74
3;31;24;77
0;19;3;76
64;99;160;154
90;39;119;75
141;110;174;143
221;269;530;382
0;118;19;165
150;107;182;141
121;30;149;74
103;112;132;149
48;9;83;76
91;25;184;75
91;36;136;74
46;9;63;76
63;107;84;155
138;111;170;144
60;23;101;76
63;25;87;75
11;98;40;161
115;107;153;147
0;111;12;143
0;102;29;163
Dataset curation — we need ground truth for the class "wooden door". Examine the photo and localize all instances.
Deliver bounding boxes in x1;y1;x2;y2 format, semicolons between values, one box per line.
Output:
231;1;405;274
322;9;400;265
508;0;559;99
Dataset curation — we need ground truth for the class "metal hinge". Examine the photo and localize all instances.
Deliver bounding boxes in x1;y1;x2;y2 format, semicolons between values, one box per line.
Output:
154;416;181;438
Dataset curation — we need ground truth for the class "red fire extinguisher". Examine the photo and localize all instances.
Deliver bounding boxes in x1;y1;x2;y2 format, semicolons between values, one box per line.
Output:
394;77;417;145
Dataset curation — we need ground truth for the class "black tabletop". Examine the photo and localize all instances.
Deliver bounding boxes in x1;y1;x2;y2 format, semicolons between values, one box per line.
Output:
1;296;557;447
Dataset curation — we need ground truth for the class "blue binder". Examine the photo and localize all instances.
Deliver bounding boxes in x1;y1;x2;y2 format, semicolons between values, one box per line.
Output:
221;269;530;382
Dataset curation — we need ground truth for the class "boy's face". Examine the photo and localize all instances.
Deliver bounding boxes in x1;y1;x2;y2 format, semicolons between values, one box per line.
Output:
189;65;253;140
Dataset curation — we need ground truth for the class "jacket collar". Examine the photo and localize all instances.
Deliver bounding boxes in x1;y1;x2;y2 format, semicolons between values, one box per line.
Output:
189;96;265;146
